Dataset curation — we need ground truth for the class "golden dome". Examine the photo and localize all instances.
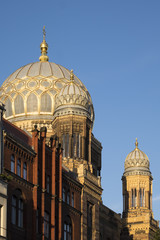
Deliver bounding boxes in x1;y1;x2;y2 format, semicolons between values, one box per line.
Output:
124;139;151;176
0;31;94;136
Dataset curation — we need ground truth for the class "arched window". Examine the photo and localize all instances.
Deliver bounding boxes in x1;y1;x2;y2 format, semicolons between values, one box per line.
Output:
40;93;51;112
5;98;13;117
27;93;38;112
64;216;72;240
14;95;24;114
11;154;15;173
17;159;21;177
23;162;27;180
67;191;70;205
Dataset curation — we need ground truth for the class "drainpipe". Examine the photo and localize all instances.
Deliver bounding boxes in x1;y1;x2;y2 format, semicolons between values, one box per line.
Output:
0;103;5;174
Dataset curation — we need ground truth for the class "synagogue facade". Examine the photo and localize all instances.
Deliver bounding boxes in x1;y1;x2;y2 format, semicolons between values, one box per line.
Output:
0;29;159;240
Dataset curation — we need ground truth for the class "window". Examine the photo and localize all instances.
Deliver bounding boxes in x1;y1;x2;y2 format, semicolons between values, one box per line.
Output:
64;216;72;240
36;208;39;233
38;168;40;186
11;196;17;225
62;134;69;158
97;169;101;177
17;159;21;177
18;199;23;227
46;175;50;193
71;193;74;207
87;202;93;240
23;162;27;180
11;190;24;228
11;155;15;173
140;188;145;207
77;134;80;157
131;188;137;207
66;134;69;158
63;135;65;157
67;191;70;205
44;211;49;238
73;134;80;158
63;187;66;202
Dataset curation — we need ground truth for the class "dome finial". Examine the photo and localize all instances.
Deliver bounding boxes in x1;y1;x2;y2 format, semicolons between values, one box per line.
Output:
39;26;49;62
135;138;138;149
43;26;46;41
70;69;74;82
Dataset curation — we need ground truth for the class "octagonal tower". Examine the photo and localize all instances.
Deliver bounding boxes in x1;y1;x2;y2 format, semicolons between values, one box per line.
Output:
121;139;159;240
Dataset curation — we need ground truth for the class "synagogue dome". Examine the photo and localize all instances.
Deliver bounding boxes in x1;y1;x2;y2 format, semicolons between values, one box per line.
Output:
124;139;151;176
0;30;94;135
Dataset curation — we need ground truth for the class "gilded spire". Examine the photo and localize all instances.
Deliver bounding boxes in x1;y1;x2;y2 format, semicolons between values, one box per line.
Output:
39;26;49;62
135;138;138;149
70;69;74;82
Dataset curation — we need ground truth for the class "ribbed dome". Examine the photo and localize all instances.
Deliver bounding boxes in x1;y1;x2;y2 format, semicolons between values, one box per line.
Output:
54;72;94;122
0;62;92;123
124;139;151;176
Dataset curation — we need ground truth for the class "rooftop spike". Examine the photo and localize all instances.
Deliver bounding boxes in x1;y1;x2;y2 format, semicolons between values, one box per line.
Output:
70;69;74;82
135;138;138;149
39;26;49;62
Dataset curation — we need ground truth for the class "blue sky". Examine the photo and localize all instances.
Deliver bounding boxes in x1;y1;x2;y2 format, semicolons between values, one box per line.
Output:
1;1;160;220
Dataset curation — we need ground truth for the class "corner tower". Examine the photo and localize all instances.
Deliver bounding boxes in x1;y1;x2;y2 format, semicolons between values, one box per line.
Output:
52;70;102;240
121;139;159;240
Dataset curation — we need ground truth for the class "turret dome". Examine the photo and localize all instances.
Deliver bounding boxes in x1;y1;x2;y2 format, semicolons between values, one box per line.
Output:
124;139;151;176
53;70;94;121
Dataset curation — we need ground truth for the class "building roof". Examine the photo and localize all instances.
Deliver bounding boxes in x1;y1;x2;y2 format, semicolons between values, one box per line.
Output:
3;118;34;152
